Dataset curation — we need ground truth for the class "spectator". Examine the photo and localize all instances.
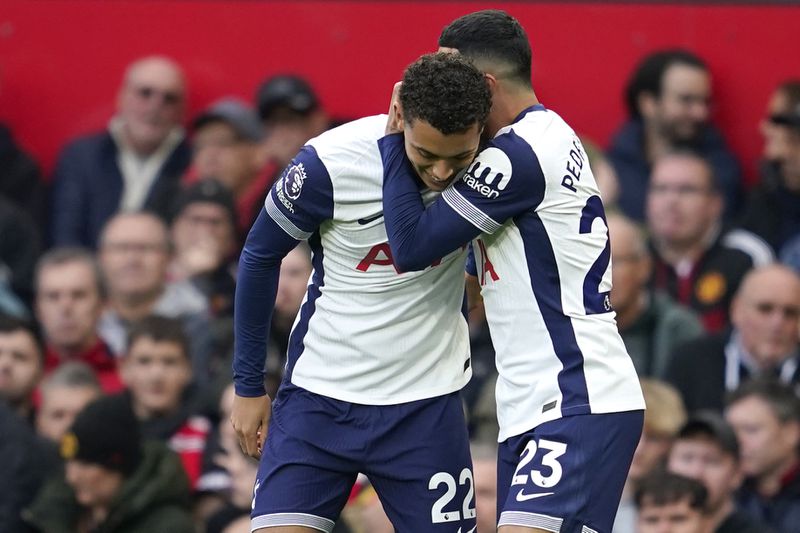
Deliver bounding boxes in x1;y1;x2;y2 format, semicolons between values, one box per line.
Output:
169;179;239;318
190;98;268;235
96;212;213;382
0;399;50;532
256;74;330;171
667;264;800;412
0;195;41;307
35;247;122;393
35;362;102;444
119;315;210;489
50;56;191;248
647;150;772;333
668;412;767;533
740;81;800;259
725;379;800;532
0;122;46;232
634;470;710;533
614;379;688;533
23;395;193;532
609;49;742;221
249;74;332;225
608;212;704;377
0;315;43;420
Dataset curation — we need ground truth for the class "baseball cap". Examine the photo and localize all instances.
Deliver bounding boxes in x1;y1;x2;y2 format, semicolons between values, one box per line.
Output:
60;395;142;474
677;411;739;457
256;74;319;121
172;179;237;225
193;98;265;142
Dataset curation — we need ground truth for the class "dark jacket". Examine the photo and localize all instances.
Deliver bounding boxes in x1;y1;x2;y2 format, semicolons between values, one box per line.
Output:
716;509;772;533
736;465;800;533
739;162;800;254
649;231;756;333
0;123;46;231
0;401;51;533
0;195;41;305
666;330;800;413
608;118;742;221
49;130;190;248
23;441;194;533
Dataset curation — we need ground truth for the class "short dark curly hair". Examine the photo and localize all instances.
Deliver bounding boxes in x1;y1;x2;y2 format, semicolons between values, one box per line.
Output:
400;52;491;135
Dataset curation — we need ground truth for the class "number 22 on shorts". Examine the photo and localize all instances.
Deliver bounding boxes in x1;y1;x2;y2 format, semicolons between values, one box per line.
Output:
428;467;476;524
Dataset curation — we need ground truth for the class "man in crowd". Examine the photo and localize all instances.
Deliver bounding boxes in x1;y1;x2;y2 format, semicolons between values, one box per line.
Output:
51;56;191;248
96;212;213;383
668;412;766;532
608;49;741;221
608;212;703;378
35;247;122;392
190;98;267;235
634;471;709;533
646;150;771;333
24;394;194;532
0;315;43;419
120;315;209;489
725;379;800;532
35;362;102;443
667;264;800;412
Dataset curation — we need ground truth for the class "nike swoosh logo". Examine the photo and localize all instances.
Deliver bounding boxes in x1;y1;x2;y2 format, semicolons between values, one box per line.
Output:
455;527;477;533
516;489;554;501
357;213;383;225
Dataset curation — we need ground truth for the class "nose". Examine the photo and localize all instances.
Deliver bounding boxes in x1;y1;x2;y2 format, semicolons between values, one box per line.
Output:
431;160;456;181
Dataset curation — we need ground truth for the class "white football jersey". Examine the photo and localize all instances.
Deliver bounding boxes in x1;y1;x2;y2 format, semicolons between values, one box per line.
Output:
441;106;645;441
266;115;471;405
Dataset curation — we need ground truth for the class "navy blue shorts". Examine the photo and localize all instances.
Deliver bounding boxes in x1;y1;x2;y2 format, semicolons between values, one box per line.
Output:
251;384;476;533
497;410;643;533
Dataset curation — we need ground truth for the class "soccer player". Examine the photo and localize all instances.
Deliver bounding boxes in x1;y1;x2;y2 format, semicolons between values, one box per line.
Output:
231;53;490;532
380;10;645;533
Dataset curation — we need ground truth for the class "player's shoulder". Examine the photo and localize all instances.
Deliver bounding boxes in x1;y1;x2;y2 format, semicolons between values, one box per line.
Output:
305;115;385;182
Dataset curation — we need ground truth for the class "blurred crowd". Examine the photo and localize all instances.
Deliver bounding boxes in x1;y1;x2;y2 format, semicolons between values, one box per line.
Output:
1;49;799;532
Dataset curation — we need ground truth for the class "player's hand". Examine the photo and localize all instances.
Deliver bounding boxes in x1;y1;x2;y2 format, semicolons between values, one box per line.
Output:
231;393;272;459
385;81;403;135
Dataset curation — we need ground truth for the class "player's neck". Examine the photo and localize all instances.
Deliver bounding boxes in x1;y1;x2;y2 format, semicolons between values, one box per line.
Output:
487;87;539;138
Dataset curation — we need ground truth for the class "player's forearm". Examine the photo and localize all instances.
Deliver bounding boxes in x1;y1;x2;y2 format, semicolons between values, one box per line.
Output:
380;134;479;272
233;210;296;397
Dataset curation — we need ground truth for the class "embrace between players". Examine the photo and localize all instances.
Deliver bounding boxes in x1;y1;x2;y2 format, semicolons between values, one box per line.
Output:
231;9;645;533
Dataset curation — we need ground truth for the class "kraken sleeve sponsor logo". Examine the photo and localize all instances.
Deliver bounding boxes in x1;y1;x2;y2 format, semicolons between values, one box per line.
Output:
461;147;513;199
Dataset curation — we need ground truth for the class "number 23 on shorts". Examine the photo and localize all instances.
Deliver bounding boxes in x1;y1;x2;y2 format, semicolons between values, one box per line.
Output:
512;438;567;501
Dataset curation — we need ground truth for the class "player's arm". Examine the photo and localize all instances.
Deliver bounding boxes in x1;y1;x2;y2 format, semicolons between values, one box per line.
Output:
379;131;543;272
379;133;481;272
232;146;333;458
464;246;482;314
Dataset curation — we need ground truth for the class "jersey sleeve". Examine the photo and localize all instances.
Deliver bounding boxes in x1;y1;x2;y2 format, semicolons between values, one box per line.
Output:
234;147;334;397
264;145;334;240
442;129;545;233
379;130;545;272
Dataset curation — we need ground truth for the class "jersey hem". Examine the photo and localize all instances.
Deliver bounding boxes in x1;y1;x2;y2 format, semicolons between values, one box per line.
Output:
291;370;471;405
497;399;647;442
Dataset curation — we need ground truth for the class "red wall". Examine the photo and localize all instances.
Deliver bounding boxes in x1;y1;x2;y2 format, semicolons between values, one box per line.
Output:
1;1;798;184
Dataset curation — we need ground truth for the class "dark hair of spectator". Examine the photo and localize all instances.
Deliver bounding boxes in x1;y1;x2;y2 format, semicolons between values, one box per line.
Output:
438;9;533;89
777;80;800;110
624;49;708;119
127;315;190;360
634;470;708;510
399;52;491;136
726;378;800;424
0;314;45;361
35;247;106;300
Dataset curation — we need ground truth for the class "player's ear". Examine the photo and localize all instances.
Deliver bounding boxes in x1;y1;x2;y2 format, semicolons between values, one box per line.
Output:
393;102;405;130
484;72;499;92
